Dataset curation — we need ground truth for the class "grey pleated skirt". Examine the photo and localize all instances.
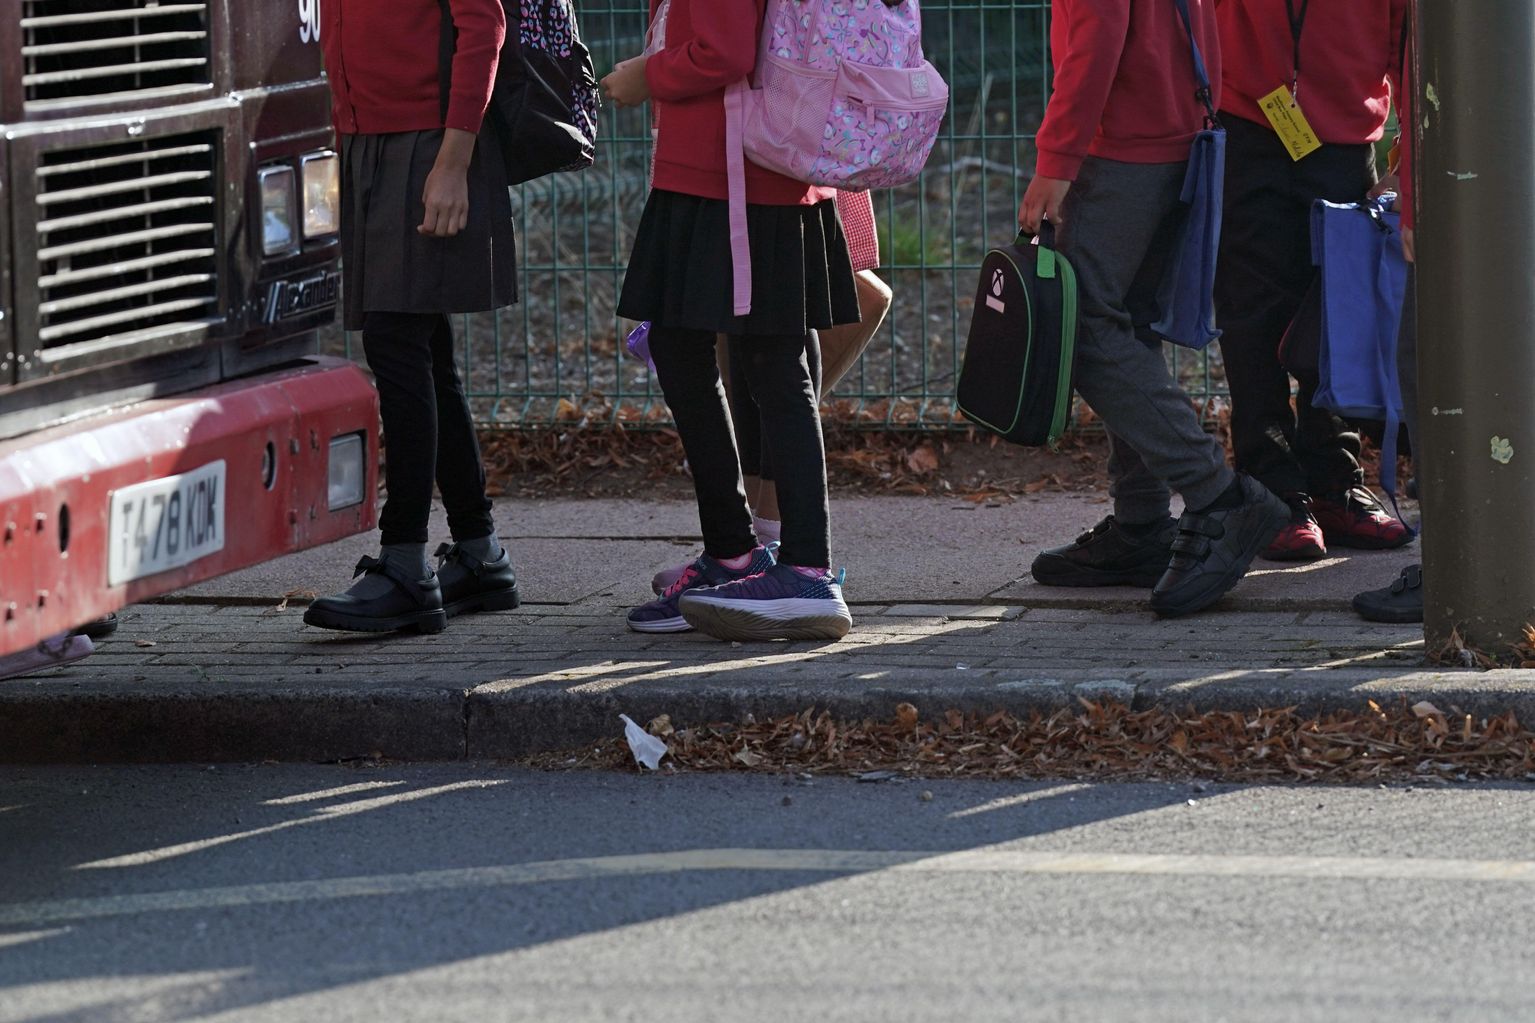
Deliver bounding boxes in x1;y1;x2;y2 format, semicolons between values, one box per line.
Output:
340;127;518;331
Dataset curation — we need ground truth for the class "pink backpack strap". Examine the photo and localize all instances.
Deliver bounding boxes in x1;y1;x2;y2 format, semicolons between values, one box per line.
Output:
724;79;752;317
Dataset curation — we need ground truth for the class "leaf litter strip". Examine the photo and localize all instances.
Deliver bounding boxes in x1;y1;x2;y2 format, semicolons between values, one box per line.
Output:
524;699;1535;785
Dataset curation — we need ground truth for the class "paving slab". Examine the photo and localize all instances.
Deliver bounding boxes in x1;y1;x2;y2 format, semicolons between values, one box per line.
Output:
3;597;1525;764
176;495;1420;609
0;494;1464;764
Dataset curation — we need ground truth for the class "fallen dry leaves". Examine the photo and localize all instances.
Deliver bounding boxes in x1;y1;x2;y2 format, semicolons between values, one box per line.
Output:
525;699;1535;784
474;419;1109;499
1425;623;1535;670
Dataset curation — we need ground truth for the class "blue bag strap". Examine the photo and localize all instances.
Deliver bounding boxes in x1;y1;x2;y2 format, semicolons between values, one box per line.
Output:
1171;0;1220;127
1374;213;1416;535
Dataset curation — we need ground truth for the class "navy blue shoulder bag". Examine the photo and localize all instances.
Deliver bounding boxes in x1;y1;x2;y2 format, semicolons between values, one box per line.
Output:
1142;0;1226;350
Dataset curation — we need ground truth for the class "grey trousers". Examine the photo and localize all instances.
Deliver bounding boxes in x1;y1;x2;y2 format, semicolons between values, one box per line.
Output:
1056;156;1235;524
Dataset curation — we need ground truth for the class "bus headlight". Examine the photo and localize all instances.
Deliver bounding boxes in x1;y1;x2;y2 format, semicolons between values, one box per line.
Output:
327;432;366;511
258;165;298;256
301;151;341;239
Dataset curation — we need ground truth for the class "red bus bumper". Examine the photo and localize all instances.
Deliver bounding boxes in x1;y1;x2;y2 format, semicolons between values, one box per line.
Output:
0;357;378;658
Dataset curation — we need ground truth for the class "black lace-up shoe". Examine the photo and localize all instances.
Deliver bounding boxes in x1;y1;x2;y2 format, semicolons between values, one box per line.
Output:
435;542;521;618
71;613;119;642
1149;476;1289;618
304;556;447;634
1031;515;1178;588
1352;563;1423;623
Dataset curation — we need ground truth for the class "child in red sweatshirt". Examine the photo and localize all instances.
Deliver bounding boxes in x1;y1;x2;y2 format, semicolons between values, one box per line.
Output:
305;0;521;635
1021;0;1288;618
1215;0;1414;563
602;0;860;642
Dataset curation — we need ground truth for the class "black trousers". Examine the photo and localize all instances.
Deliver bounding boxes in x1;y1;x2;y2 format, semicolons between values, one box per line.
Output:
362;312;494;546
1215;114;1377;497
729;333;823;485
649;325;831;568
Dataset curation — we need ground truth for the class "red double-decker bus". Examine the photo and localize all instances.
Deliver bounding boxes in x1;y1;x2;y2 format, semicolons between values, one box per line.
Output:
0;1;377;660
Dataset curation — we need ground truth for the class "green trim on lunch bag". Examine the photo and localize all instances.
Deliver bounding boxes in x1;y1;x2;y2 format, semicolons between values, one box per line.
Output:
1037;241;1057;280
956;246;1034;437
1047;250;1080;446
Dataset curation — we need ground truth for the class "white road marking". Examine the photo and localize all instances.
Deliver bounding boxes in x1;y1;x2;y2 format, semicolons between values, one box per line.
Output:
262;781;407;805
10;847;1535;928
945;784;1091;819
75;781;506;870
0;927;69;949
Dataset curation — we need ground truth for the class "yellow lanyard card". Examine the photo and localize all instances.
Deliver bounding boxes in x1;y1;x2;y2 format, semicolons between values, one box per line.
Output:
1258;85;1322;161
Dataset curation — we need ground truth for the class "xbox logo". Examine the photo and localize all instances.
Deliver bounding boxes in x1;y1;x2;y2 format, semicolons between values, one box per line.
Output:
991;269;1005;297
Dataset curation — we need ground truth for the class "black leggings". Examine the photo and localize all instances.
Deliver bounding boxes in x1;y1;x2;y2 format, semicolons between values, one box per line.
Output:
649;326;830;568
730;333;823;485
362;311;494;546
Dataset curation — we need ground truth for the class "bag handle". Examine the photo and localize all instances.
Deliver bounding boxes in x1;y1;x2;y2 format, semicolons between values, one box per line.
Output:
725;81;753;317
1170;0;1220;128
1015;220;1060;280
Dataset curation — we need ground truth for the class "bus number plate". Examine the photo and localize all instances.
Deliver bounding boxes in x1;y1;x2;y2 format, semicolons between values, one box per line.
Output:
107;461;227;586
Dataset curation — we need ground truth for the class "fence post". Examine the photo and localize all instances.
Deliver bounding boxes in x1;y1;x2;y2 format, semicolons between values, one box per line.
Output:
1416;0;1535;657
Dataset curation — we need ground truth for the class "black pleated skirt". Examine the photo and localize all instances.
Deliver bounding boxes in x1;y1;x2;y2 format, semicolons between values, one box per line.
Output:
617;190;860;337
340;127;518;331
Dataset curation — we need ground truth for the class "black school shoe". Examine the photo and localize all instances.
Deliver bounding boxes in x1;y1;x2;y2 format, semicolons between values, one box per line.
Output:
1352;563;1423;623
1031;515;1178;588
71;613;119;642
435;542;522;618
1149;475;1289;618
304;556;447;634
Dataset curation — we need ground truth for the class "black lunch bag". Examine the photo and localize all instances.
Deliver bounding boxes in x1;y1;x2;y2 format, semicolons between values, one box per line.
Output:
956;223;1081;447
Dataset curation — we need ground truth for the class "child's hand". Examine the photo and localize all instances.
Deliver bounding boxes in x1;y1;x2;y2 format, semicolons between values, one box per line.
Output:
420;128;475;238
602;56;651;108
1020;175;1071;234
1370;173;1401;202
1401;226;1415;264
420;165;469;237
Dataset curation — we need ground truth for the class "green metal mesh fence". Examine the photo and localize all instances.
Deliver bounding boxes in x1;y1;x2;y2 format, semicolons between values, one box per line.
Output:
343;0;1227;428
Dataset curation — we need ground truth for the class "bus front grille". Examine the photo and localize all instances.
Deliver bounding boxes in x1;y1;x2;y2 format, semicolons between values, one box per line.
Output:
21;1;212;111
35;130;221;350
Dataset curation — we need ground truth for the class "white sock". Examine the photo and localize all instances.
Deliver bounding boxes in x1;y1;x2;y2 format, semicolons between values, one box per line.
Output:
753;517;782;544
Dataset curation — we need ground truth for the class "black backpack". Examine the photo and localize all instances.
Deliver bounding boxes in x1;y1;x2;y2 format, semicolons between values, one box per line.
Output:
956;224;1080;447
439;0;599;185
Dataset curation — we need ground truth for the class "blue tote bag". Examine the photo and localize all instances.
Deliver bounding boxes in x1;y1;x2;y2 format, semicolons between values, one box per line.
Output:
1144;0;1226;350
1311;192;1412;505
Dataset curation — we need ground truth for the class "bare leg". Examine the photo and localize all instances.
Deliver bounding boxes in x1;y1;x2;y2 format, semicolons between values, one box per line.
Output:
818;270;894;394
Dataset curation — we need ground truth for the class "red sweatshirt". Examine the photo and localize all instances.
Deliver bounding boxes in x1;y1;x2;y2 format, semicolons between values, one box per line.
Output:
1394;6;1413;231
1034;0;1222;181
1217;0;1408;145
644;0;833;205
322;0;506;136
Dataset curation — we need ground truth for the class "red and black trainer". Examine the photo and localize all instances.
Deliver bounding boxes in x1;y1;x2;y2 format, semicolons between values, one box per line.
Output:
1312;487;1414;550
1261;494;1327;561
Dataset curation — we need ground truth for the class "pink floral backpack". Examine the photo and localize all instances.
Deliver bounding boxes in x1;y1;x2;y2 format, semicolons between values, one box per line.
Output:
724;0;948;315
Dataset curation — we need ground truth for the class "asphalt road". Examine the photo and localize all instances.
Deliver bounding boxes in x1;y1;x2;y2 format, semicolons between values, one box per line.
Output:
2;765;1533;1023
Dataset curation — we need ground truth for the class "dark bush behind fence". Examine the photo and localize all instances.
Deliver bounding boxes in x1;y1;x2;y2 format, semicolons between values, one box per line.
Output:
338;0;1227;428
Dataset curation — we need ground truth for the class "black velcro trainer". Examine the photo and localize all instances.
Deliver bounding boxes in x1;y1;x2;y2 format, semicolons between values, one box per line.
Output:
1351;564;1423;624
1149;476;1289;618
1031;515;1178;588
435;542;522;619
304;556;447;634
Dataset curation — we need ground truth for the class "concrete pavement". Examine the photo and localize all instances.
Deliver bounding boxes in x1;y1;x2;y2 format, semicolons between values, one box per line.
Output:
5;494;1524;764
